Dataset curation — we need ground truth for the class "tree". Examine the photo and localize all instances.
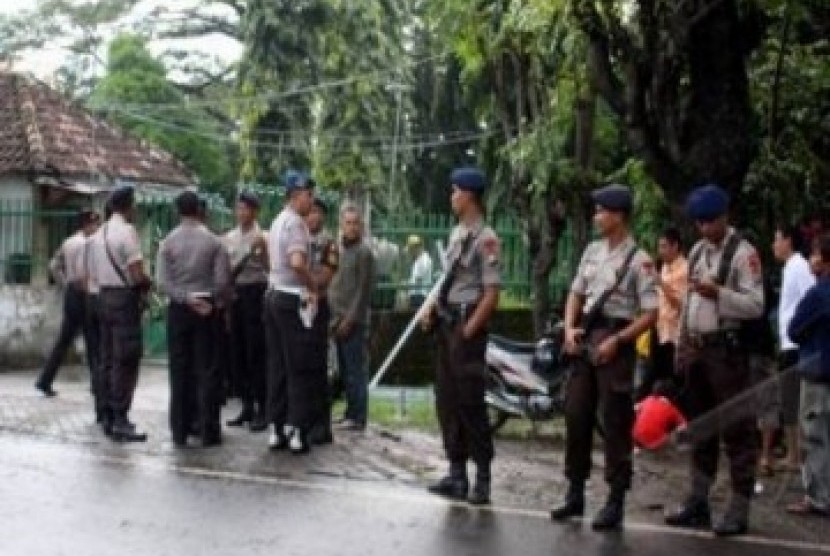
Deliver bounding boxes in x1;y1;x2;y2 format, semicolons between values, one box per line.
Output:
744;0;830;236
88;34;235;190
571;0;769;204
429;0;625;333
0;0;141;96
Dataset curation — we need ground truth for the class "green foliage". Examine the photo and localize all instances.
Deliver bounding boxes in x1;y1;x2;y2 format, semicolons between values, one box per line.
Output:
744;0;830;234
88;34;234;191
608;159;666;253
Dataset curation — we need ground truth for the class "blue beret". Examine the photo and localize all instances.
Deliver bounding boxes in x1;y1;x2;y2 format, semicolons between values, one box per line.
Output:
592;184;632;213
686;184;729;221
237;190;261;209
451;167;487;193
109;185;134;209
284;170;315;192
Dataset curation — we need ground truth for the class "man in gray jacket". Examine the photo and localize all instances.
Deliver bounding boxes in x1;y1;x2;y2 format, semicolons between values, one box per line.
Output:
329;205;375;431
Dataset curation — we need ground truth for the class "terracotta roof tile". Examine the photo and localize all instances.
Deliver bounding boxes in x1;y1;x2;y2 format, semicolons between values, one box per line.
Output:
0;72;195;187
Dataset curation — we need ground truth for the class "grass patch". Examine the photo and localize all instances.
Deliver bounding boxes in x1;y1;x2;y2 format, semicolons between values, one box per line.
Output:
333;397;439;431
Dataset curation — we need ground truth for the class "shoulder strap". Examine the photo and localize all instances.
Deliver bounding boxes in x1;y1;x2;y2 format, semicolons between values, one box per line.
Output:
438;230;478;305
687;241;705;276
103;223;130;287
716;232;743;286
592;245;639;313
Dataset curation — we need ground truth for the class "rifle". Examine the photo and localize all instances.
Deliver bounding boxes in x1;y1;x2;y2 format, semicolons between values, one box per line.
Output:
429;231;477;330
568;246;638;361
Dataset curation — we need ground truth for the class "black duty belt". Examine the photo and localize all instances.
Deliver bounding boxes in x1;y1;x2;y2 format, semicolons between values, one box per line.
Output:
445;303;478;323
99;286;132;292
592;316;632;332
682;330;740;349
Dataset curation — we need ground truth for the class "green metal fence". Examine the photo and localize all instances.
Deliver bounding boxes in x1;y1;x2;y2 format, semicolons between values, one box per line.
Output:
0;197;576;356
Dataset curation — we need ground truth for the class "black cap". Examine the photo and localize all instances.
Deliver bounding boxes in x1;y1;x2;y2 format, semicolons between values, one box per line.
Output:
312;198;328;213
237;190;261;209
76;209;99;229
591;184;633;213
109;185;134;212
176;190;201;217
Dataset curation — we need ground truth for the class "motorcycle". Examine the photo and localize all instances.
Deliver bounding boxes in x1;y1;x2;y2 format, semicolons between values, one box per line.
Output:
485;323;570;433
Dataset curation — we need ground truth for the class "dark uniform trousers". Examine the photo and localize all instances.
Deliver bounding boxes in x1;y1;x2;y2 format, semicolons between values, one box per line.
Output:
167;302;221;442
98;287;143;419
37;284;98;389
677;341;757;499
264;291;316;432
309;298;332;432
435;322;493;467
230;283;268;410
565;327;636;491
85;294;103;416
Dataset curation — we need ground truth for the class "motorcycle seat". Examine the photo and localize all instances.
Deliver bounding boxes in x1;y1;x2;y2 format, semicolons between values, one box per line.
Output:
490;334;536;354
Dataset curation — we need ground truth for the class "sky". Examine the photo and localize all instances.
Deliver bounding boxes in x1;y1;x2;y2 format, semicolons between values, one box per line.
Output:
1;0;243;80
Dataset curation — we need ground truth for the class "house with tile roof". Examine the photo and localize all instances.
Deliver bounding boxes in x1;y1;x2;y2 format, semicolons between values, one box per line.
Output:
0;72;197;282
0;72;197;366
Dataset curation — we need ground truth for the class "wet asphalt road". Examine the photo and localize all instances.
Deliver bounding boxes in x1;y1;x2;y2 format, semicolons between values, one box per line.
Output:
0;433;825;556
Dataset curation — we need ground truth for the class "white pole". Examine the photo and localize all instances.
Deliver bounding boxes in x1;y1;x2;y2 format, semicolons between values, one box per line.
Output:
369;242;447;389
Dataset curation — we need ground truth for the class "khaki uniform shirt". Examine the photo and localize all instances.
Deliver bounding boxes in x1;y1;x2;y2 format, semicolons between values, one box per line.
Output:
267;207;310;289
89;213;143;288
680;228;764;335
571;236;658;320
156;220;230;303
445;219;502;305
49;231;87;287
223;223;268;285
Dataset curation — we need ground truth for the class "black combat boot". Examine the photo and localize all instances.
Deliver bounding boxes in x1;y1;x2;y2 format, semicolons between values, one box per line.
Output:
248;406;270;433
468;465;491;506
713;496;749;537
226;404;254;427
428;461;469;501
592;489;626;531
110;414;147;443
550;481;585;521
665;496;712;529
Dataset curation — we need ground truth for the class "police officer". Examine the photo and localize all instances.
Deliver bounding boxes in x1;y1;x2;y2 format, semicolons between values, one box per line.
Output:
551;184;658;530
265;171;318;454
35;209;101;397
89;186;151;442
423;167;501;506
224;191;270;431
157;191;230;447
306;198;339;444
665;185;764;537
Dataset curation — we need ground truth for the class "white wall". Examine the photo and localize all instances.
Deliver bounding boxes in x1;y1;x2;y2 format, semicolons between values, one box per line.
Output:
0;284;62;368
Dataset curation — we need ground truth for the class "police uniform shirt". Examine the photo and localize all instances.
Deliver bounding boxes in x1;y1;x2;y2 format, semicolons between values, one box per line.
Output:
223;223;268;285
89;213;143;287
50;231;88;286
83;230;101;295
681;228;764;335
267;207;310;288
309;229;336;274
571;236;658;320
445;219;502;305
156;221;230;303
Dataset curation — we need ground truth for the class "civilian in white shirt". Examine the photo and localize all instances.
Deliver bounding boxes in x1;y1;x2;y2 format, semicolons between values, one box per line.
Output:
406;234;433;308
770;224;816;472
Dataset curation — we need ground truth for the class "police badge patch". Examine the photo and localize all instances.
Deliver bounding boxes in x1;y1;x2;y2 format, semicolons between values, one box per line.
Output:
481;236;500;267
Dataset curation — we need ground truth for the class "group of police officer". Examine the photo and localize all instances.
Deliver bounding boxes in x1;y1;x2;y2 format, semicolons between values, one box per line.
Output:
38;166;764;535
